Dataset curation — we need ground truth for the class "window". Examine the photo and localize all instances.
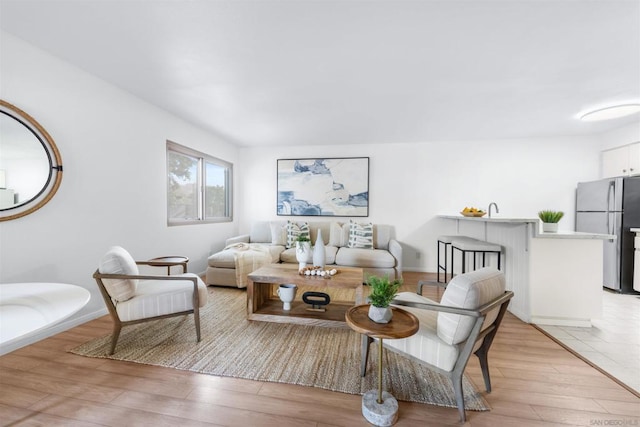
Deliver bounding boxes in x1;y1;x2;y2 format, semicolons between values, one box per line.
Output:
167;141;232;225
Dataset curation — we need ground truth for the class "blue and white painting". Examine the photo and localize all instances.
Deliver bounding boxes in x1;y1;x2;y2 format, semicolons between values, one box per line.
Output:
277;157;369;217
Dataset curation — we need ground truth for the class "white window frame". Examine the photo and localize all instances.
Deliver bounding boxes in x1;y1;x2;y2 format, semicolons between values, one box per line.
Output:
167;140;233;225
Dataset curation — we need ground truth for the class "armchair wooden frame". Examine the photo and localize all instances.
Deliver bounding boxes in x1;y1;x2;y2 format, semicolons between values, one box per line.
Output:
93;262;202;355
360;290;514;422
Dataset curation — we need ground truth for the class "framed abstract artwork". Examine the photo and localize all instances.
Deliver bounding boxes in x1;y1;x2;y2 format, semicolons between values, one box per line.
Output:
277;157;369;217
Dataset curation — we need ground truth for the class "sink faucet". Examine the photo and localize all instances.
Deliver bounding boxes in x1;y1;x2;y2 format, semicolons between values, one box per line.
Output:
488;202;499;218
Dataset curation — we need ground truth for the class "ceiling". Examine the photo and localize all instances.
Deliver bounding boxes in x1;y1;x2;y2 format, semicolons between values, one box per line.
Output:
1;0;639;147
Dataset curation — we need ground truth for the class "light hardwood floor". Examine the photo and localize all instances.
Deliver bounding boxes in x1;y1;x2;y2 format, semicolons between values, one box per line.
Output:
1;272;638;426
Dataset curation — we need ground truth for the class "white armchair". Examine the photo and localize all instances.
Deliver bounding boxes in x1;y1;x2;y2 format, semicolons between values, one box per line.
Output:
93;246;208;355
359;267;513;422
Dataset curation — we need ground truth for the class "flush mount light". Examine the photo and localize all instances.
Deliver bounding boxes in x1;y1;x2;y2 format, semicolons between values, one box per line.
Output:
580;104;640;122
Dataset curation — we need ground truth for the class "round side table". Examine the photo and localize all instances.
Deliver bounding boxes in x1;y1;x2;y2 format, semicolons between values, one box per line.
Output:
345;304;419;427
147;256;189;275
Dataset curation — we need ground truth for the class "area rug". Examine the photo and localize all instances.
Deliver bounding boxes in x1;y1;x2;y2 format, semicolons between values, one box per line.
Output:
70;286;489;411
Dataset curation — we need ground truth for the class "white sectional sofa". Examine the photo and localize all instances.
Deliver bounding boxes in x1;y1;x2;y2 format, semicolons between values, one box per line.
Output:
206;220;403;288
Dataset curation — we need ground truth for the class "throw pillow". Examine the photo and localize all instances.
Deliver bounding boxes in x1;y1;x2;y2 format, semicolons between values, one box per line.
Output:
270;222;287;246
286;221;310;248
328;222;346;247
98;246;139;302
348;220;374;249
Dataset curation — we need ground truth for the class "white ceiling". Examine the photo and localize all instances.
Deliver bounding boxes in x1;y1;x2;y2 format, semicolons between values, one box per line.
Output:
1;0;639;147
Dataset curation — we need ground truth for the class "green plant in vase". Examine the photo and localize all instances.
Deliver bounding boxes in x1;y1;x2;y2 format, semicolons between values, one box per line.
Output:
366;275;402;323
538;210;564;233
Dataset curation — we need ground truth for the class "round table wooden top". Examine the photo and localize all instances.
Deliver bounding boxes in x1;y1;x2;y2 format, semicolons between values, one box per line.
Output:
345;304;419;340
147;256;189;265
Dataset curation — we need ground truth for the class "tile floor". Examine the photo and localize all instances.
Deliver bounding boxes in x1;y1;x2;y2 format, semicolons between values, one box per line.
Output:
537;289;640;394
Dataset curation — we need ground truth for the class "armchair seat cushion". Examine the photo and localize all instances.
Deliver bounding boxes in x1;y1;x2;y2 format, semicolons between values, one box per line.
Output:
115;273;208;322
335;248;396;269
387;292;459;372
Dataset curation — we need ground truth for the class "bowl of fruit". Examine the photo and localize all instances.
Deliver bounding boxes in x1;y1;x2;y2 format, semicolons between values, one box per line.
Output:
460;207;486;217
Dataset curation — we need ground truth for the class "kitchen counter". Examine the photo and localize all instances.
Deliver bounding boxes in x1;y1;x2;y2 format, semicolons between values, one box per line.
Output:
536;231;616;240
437;215;610;326
438;215;538;223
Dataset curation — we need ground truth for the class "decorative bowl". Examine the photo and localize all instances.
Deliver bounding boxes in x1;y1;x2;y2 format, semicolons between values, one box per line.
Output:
460;211;486;217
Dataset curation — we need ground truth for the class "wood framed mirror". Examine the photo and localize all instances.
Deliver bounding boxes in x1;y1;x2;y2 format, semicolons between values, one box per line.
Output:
0;100;63;221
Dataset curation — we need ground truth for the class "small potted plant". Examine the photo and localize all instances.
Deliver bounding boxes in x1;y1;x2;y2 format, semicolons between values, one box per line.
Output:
295;234;312;269
538;210;564;233
366;275;402;323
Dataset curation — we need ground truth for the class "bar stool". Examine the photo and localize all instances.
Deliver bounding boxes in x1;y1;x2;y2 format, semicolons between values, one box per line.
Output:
436;235;481;282
422;235;481;296
451;238;502;277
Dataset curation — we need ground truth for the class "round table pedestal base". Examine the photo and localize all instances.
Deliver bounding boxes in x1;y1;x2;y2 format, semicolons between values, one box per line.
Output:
362;390;398;427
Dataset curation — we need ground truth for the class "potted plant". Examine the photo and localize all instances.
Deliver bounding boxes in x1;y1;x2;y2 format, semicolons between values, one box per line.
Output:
295;235;312;269
366;275;402;323
538;210;564;233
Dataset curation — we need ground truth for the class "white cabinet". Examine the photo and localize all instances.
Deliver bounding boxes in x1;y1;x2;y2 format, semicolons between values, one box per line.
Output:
602;142;640;178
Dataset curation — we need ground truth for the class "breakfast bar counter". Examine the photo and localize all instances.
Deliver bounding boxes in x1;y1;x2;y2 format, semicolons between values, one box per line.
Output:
438;215;615;326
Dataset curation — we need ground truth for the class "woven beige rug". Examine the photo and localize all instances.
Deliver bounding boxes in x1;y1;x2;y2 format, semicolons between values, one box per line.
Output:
70;286;489;411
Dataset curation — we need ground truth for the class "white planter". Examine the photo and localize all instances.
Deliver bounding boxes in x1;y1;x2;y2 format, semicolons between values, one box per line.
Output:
542;222;558;233
296;241;312;269
368;305;393;323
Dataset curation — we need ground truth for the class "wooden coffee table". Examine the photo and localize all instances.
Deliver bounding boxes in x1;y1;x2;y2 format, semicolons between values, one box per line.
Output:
247;263;364;328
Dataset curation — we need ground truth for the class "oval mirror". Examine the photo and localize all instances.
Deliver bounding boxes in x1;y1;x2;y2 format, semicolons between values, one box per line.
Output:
0;100;63;221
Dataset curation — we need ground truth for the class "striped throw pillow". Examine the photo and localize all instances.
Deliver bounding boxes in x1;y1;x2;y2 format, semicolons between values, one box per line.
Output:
348;220;373;249
286;221;310;248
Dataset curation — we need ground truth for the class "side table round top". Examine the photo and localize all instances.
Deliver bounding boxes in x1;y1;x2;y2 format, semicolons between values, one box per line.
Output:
147;256;189;265
345;304;419;339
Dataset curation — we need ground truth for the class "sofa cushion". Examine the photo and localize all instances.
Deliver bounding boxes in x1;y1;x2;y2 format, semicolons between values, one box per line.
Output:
286;221;310;248
335;247;395;268
208;244;284;267
270;221;287;245
348;220;374;249
280;245;338;265
250;221;274;243
98;246;139;302
388;292;459;372
116;273;208;322
328;222;348;247
437;267;505;345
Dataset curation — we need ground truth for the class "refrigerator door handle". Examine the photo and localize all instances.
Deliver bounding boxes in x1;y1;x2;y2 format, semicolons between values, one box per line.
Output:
606;181;615;234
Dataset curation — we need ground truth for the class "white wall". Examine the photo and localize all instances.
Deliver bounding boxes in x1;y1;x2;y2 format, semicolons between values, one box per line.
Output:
598;122;640;151
0;32;238;352
238;136;602;272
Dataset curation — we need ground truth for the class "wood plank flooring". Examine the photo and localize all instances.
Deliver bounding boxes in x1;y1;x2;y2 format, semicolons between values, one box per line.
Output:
1;272;638;426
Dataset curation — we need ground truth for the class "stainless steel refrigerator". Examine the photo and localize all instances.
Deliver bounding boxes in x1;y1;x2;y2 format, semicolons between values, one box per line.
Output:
576;176;640;293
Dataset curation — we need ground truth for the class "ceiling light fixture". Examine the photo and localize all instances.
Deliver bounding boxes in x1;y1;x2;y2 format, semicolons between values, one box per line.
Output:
580;104;640;122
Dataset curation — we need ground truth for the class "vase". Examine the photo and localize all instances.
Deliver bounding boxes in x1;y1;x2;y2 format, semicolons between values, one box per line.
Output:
296;241;312;269
313;229;326;268
368;305;393;323
277;284;297;311
542;222;558;233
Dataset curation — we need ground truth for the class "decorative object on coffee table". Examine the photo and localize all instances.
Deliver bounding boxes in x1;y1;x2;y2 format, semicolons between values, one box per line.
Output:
313;228;326;268
295;235;312;269
302;291;331;312
366;275;401;324
277;284;297;311
346;304;419;426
